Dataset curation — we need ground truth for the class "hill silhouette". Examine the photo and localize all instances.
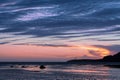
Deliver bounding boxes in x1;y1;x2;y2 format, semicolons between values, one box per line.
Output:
102;52;120;62
67;52;120;62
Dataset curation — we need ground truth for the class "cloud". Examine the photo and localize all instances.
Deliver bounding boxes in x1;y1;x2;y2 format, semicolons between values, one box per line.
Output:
16;11;57;21
95;45;120;54
0;0;120;46
0;0;20;7
80;46;110;57
0;42;9;44
15;6;58;21
14;43;73;47
97;39;120;41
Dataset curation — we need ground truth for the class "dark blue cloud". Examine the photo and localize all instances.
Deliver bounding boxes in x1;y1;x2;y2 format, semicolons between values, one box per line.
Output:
0;0;120;46
14;43;72;47
0;42;9;44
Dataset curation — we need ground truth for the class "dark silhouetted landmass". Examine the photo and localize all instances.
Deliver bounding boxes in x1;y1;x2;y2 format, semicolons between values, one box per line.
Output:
67;52;120;63
102;52;120;62
106;65;120;68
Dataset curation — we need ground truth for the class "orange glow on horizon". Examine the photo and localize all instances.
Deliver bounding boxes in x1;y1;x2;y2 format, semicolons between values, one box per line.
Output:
0;44;111;61
76;45;110;57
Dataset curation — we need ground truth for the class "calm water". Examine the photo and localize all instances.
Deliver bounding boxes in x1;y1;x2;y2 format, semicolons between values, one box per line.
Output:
0;64;120;80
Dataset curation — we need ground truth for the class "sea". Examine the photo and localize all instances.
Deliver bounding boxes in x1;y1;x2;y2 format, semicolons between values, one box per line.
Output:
0;62;120;80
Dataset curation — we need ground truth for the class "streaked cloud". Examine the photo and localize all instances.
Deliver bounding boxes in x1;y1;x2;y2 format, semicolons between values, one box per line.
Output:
15;5;58;21
0;0;120;60
16;10;58;21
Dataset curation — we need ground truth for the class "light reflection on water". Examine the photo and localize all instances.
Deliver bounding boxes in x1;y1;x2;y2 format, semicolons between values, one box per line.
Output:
0;64;120;80
20;64;119;77
46;65;110;75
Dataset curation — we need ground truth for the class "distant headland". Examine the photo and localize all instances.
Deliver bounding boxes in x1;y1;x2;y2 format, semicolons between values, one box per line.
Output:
67;52;120;68
67;52;120;62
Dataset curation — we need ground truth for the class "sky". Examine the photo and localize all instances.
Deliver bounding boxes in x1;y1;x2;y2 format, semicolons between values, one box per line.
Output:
0;0;120;62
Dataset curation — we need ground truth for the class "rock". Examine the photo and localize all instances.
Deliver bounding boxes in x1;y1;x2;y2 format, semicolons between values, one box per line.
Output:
40;65;46;69
10;65;14;68
21;65;27;68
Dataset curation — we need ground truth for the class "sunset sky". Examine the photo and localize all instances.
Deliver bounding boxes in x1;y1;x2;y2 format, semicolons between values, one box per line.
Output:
0;0;120;62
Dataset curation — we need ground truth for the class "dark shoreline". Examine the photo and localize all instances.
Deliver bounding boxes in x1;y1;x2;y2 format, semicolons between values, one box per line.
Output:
105;65;120;68
0;62;120;68
0;62;66;65
0;61;120;64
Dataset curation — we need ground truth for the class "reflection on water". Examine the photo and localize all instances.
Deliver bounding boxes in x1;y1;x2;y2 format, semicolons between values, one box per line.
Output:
0;64;120;80
46;65;110;76
22;65;40;72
